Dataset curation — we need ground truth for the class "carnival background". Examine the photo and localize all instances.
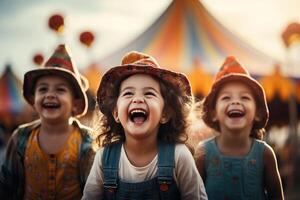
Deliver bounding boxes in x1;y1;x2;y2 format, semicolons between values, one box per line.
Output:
0;0;300;198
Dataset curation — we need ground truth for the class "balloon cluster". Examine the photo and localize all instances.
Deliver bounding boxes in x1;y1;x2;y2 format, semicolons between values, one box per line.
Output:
47;13;97;48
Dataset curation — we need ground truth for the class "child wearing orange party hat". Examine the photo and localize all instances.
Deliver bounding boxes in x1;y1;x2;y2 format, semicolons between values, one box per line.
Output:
195;56;284;199
0;44;95;199
82;51;207;199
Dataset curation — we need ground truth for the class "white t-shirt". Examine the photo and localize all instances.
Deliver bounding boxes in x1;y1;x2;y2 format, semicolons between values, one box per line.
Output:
82;143;207;200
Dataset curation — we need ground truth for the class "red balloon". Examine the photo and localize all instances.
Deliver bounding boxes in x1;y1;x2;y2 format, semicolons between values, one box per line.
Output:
48;14;64;32
80;31;95;47
33;53;44;65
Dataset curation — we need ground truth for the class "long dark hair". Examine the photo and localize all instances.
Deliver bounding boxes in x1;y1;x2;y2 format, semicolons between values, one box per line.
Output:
94;74;193;147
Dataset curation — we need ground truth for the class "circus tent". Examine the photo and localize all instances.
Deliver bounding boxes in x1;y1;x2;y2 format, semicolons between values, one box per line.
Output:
0;64;36;131
97;0;300;127
98;0;277;76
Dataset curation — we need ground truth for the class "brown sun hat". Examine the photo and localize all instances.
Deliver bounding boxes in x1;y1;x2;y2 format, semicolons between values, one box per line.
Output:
202;56;269;130
23;44;89;117
97;51;192;113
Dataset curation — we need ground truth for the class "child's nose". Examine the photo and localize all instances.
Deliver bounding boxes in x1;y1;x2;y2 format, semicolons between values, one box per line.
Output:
132;96;144;103
45;90;56;98
231;100;241;105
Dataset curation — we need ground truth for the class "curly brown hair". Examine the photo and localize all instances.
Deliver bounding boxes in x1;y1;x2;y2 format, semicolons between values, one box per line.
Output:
94;75;193;147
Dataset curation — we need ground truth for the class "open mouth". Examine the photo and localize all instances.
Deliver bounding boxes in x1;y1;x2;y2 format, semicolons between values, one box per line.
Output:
129;109;148;123
42;102;60;109
227;110;245;118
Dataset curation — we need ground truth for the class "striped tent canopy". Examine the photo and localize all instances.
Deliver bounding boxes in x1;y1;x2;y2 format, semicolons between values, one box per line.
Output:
97;0;300;127
0;64;35;129
99;0;277;77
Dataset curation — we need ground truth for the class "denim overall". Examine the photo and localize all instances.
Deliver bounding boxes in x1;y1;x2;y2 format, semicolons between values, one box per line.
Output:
204;138;266;200
102;141;181;200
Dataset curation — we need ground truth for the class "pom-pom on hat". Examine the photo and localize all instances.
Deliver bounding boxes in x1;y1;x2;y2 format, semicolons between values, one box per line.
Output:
23;44;89;117
97;51;192;113
202;56;269;130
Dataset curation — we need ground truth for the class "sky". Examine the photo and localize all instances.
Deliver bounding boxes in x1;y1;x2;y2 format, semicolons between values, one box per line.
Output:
0;0;299;79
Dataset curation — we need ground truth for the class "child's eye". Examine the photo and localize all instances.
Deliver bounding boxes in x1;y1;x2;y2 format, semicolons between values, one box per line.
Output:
241;95;251;100
220;96;230;100
145;92;155;96
122;91;133;96
37;87;47;92
57;87;67;92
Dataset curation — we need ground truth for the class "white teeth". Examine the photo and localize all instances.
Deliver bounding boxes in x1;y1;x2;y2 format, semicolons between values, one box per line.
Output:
227;109;245;118
130;109;146;115
228;110;242;115
43;102;59;108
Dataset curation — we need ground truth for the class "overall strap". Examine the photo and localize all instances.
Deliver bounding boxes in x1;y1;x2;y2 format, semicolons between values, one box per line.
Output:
102;142;122;196
248;139;265;162
244;139;266;198
157;141;175;200
203;138;218;168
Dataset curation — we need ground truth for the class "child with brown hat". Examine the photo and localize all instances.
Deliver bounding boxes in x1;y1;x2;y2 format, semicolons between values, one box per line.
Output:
82;51;207;199
0;44;95;199
195;56;284;199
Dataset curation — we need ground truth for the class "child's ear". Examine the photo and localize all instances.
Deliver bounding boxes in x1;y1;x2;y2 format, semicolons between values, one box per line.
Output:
73;99;84;116
29;95;34;103
254;108;262;122
29;95;36;108
211;110;218;122
160;112;170;124
112;108;120;123
254;115;260;122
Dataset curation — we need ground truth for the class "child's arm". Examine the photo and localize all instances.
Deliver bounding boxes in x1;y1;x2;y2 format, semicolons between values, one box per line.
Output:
82;149;105;200
0;130;23;199
194;143;206;182
175;144;207;200
263;144;284;200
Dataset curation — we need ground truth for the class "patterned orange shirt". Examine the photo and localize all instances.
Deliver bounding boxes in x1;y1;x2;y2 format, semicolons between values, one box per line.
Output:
24;127;82;200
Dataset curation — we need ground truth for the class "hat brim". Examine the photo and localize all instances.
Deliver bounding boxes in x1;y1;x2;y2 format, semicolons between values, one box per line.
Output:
203;73;269;130
97;64;192;113
23;67;88;117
